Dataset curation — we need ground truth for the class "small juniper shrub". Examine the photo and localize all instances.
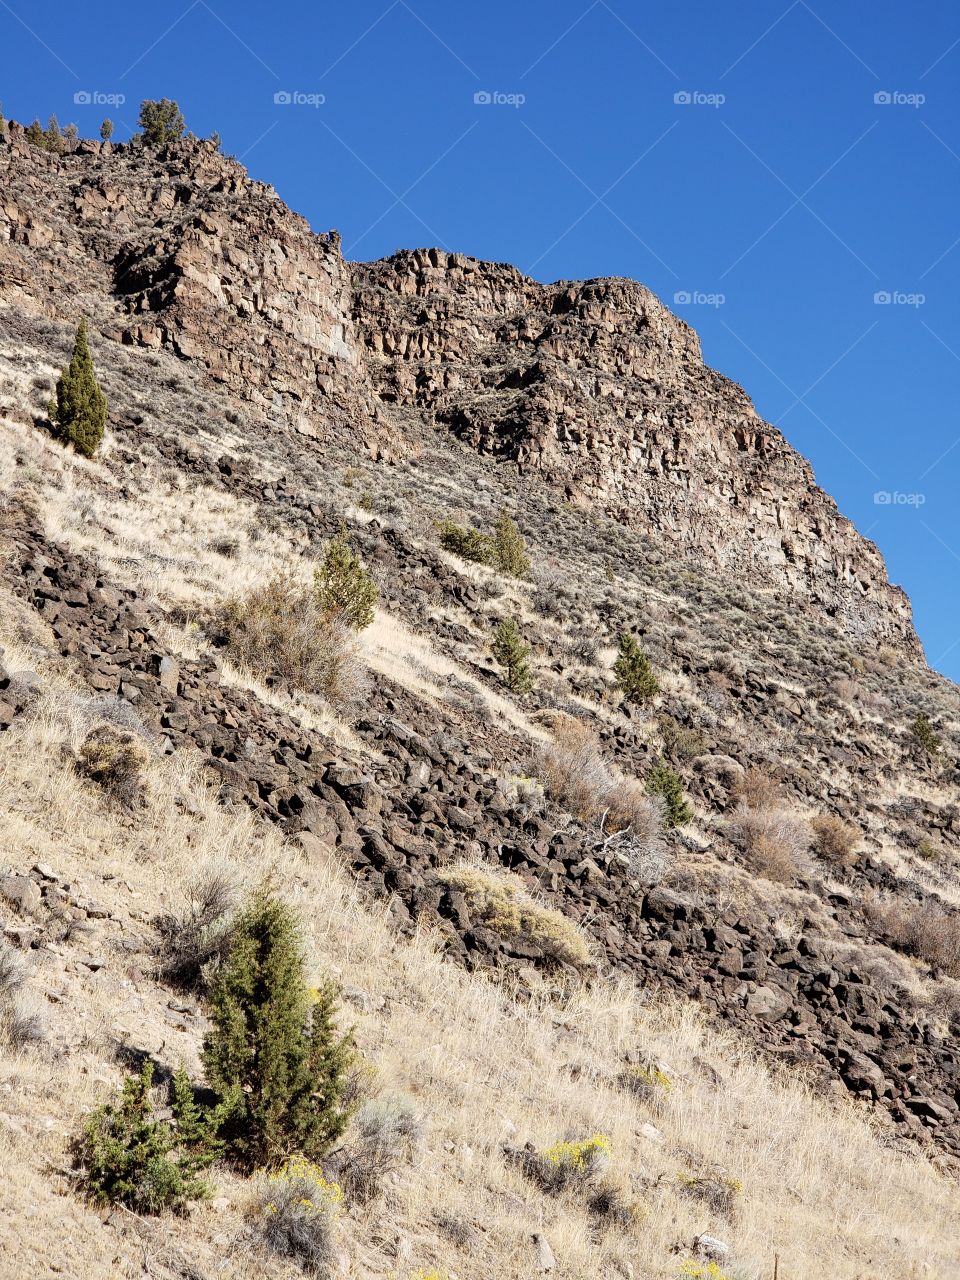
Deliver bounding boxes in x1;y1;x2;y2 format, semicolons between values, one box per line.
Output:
810;814;859;868
45;114;64;154
436;510;530;576
156;868;238;991
492;509;530;577
25;115;72;152
646;759;691;828
257;1155;342;1275
912;713;941;759
332;1094;424;1205
74;1062;223;1214
75;722;149;809
614;632;659;705
436;866;590;970
436;518;494;565
202;890;356;1170
313;533;378;630
675;1171;743;1219
49;318;108;458
492;617;533;694
100;119;114;140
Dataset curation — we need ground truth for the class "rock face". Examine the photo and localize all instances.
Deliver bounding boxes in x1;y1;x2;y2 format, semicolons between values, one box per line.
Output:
0;126;384;452
0;129;918;653
352;249;917;652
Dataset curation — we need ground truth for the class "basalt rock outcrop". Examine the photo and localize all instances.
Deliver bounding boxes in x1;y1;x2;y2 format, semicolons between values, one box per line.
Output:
0;129;918;654
353;249;917;653
0;124;384;452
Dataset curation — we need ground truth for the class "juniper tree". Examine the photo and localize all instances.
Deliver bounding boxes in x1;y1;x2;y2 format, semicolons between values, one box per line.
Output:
202;891;355;1170
46;114;64;153
314;533;377;630
912;713;941;759
50;318;108;458
492;509;530;578
75;1061;222;1214
646;759;691;828
138;98;185;147
436;518;494;565
100;119;114;141
493;617;533;694
613;632;659;705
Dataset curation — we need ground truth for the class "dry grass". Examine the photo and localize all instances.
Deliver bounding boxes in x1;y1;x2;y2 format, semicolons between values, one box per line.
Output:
1;665;959;1279
725;765;811;885
730;767;781;812
810;814;860;869
361;609;549;742
74;721;150;809
217;573;370;714
865;895;960;979
727;806;811;884
436;864;591;970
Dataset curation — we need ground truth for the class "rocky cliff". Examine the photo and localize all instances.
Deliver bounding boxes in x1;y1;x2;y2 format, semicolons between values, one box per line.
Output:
0;126;918;655
0;125;383;451
353;249;917;652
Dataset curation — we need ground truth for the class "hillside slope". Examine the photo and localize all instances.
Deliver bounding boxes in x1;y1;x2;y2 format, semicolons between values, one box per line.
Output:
2;120;960;1278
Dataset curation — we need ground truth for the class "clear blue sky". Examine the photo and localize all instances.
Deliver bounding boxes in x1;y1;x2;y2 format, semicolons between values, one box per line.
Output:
4;1;960;675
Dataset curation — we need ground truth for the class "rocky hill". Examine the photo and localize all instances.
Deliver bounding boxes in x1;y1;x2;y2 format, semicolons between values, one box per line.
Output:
2;119;960;1280
1;122;917;651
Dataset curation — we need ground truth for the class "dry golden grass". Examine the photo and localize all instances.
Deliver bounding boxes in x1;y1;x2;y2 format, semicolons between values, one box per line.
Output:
436;864;591;969
361;609;549;742
810;813;860;868
1;661;959;1279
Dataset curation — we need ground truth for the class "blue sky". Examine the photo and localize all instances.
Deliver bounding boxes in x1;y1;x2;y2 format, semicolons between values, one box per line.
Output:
3;1;960;675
